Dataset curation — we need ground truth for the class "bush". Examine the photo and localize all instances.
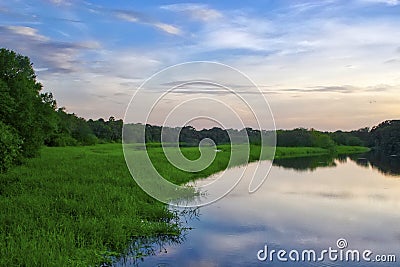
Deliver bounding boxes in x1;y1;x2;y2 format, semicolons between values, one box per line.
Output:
45;133;78;147
81;133;98;146
0;121;22;172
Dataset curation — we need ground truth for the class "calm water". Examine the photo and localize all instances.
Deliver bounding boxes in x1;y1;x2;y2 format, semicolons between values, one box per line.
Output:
115;153;400;266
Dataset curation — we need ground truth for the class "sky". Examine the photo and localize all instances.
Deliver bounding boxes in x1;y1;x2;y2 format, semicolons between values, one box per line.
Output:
1;0;400;131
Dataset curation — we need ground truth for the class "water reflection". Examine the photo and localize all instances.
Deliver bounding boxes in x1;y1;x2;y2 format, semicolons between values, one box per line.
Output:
349;152;400;177
274;152;400;177
273;155;337;171
112;209;199;266
115;154;400;266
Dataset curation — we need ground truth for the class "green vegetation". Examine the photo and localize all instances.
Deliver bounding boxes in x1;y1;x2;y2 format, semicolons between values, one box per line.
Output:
369;120;400;155
0;48;57;166
335;145;371;154
0;144;179;266
275;147;329;159
274;146;370;159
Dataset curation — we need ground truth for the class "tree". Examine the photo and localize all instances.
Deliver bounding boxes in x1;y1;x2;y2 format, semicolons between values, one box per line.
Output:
0;121;22;172
370;120;400;155
0;48;57;157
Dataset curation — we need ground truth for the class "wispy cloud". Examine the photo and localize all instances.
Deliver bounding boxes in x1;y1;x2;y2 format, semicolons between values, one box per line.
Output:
3;25;48;41
46;0;74;6
0;25;99;73
160;3;222;21
113;10;181;35
359;0;400;6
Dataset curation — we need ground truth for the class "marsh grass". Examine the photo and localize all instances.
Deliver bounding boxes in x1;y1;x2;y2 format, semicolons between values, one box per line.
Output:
0;144;178;266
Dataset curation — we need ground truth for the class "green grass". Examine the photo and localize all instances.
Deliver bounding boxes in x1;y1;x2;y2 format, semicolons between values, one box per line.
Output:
0;143;370;266
0;144;179;266
275;147;328;159
274;146;370;159
335;145;371;154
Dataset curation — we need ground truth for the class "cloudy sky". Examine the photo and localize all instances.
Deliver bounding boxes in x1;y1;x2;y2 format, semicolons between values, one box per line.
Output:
1;0;399;130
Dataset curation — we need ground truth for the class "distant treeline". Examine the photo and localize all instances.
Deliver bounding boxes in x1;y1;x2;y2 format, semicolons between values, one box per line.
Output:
126;121;400;155
1;48;399;172
123;124;269;146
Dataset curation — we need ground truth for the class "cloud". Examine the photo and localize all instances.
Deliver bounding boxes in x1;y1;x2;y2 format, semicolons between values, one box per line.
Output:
46;0;74;6
153;22;181;35
0;25;99;73
161;3;222;21
384;58;400;64
156;80;374;95
358;0;400;5
114;10;140;22
113;10;181;35
3;26;48;41
287;1;336;14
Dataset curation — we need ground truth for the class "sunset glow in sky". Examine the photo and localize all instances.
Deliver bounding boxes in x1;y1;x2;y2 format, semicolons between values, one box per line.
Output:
1;0;400;130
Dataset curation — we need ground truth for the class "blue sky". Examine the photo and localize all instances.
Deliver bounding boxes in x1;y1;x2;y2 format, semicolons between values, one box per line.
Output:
1;0;400;130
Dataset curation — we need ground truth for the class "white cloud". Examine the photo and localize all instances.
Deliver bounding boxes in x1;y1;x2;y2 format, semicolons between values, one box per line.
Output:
47;0;73;6
359;0;400;5
115;12;139;23
114;10;182;35
153;22;181;35
5;26;48;41
161;3;222;21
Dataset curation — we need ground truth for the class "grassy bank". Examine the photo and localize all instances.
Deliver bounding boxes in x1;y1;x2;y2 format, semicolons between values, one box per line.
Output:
274;146;370;159
335;145;371;154
0;143;369;266
0;144;178;266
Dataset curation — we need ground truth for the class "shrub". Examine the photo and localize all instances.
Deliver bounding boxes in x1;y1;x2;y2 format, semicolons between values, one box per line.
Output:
45;133;78;147
81;133;98;146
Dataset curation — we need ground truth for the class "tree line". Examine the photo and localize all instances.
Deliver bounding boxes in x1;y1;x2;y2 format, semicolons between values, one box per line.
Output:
1;48;399;172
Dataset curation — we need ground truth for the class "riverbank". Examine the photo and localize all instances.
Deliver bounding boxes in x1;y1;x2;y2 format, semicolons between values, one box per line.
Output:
275;145;370;159
0;143;370;266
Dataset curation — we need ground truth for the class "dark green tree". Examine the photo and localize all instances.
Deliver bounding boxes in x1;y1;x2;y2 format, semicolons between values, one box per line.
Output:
370;120;400;155
0;48;57;158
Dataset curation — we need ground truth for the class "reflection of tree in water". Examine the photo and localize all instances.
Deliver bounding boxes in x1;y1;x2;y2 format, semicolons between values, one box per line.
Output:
111;208;199;266
349;152;400;176
273;155;337;172
274;152;400;177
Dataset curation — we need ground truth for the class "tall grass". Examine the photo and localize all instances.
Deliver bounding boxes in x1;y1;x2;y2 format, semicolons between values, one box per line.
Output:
0;144;178;266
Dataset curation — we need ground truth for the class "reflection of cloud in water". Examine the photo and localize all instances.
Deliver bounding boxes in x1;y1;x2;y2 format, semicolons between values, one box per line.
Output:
284;190;354;199
116;158;400;266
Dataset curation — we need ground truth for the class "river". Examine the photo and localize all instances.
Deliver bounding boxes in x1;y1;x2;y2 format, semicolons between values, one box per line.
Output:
114;153;400;266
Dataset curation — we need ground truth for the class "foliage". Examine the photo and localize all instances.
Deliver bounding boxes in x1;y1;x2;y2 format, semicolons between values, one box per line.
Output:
369;120;400;155
330;130;365;146
0;48;57;158
276;128;336;151
0;121;22;172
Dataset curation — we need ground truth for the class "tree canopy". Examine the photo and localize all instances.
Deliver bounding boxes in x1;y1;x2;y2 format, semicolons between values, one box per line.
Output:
0;48;58;169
